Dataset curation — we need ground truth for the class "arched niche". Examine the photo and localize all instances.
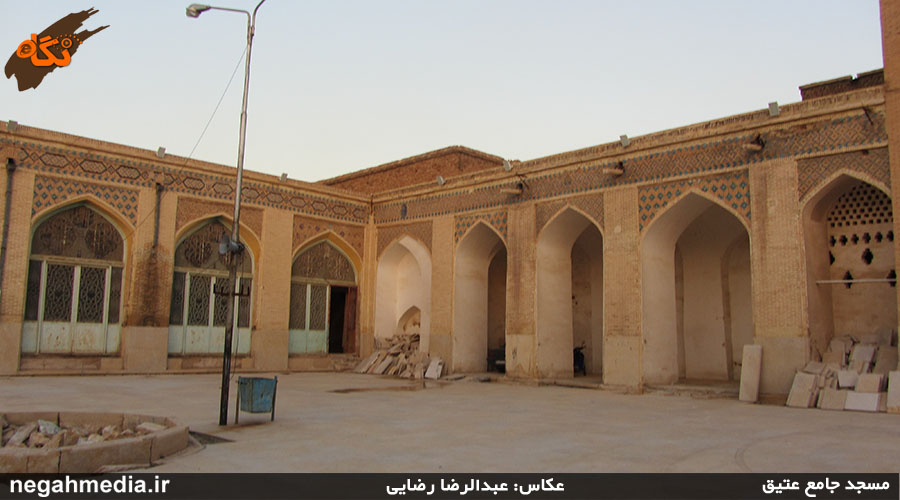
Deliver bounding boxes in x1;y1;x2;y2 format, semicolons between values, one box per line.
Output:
453;222;507;373
535;208;604;379
802;174;896;356
375;236;432;351
641;192;752;385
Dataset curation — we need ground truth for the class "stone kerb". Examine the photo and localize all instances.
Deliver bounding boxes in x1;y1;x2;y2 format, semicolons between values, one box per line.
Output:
0;412;189;473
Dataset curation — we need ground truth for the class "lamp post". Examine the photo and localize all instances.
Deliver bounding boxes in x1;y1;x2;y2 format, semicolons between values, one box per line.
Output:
186;0;265;426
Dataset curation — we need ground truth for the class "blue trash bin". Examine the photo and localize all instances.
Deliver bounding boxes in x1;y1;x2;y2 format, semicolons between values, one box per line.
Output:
236;376;277;423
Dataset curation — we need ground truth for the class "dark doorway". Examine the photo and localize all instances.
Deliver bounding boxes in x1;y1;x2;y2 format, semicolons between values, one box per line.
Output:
329;286;348;353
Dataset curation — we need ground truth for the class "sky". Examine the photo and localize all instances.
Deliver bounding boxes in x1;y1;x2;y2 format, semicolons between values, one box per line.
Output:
1;1;885;183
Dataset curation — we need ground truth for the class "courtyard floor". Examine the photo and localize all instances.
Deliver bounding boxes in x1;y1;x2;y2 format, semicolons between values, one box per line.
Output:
0;372;897;472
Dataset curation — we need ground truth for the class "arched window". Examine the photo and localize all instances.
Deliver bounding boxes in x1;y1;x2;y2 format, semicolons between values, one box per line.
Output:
168;219;253;355
22;204;125;354
289;240;357;354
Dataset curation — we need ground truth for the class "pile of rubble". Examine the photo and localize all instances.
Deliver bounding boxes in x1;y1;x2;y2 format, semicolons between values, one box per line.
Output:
353;334;444;379
787;329;899;412
1;415;167;450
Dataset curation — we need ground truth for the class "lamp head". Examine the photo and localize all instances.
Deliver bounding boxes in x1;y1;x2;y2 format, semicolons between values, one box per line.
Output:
186;4;211;17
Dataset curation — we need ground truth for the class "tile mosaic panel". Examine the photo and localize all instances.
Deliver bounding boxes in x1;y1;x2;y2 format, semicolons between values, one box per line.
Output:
32;175;138;226
638;170;750;231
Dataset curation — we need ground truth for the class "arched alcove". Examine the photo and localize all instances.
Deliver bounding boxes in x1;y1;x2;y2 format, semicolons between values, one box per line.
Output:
536;208;603;379
453;222;507;372
375;236;432;350
803;175;896;356
641;193;752;384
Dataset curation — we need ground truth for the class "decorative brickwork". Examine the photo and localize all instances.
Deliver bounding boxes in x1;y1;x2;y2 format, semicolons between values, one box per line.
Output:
638;171;750;231
535;194;604;236
175;197;263;239
797;148;891;201
3;137;369;224
292;215;365;258
454;210;508;243
32;175;138;226
374;111;886;224
377;221;433;257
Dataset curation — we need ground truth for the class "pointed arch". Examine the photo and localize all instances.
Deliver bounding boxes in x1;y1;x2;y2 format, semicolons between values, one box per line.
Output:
642;188;750;236
536;207;604;379
168;217;256;356
538;204;604;243
375;235;432;351
453;221;508;372
293;230;361;280
176;213;261;266
22;201;129;355
641;192;752;385
802;172;895;356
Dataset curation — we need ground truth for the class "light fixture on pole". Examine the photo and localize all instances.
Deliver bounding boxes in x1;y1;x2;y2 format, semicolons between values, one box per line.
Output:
186;0;266;426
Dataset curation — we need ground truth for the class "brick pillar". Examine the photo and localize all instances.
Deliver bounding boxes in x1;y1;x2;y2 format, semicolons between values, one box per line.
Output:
122;185;174;373
505;202;537;378
250;207;292;371
0;167;35;375
880;0;900;343
749;158;808;395
429;215;454;366
358;217;378;357
602;187;642;388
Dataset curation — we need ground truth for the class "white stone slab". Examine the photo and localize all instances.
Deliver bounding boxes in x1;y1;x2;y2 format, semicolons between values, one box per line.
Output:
856;373;884;393
424;359;444;380
850;344;877;365
822;351;845;366
887;372;900;414
786;372;818;408
817;388;849;411
844;391;882;412
873;348;898;375
830;337;853;354
837;370;859;389
739;345;762;403
802;361;825;375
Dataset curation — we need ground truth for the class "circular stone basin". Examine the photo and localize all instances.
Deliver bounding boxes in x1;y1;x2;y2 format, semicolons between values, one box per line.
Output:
0;412;189;473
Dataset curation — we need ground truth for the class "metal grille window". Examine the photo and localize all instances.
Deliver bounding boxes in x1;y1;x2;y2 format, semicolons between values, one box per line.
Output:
23;204;125;355
289;283;307;330
43;264;74;322
309;285;328;331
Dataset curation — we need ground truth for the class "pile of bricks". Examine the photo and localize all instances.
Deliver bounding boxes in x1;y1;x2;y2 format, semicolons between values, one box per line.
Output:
787;329;899;412
353;334;444;379
1;415;167;450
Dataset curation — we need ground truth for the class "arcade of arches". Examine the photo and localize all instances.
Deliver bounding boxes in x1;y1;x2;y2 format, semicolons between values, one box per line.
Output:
2;66;900;398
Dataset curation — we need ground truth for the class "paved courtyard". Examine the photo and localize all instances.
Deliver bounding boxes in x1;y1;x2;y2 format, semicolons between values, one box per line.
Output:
1;373;898;473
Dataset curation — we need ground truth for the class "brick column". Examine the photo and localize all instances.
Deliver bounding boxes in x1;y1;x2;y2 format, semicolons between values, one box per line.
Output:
250;207;292;371
505;202;537;378
602;187;642;388
429;215;454;366
358;217;378;357
749;158;808;394
121;185;175;373
0;167;34;374
880;0;900;342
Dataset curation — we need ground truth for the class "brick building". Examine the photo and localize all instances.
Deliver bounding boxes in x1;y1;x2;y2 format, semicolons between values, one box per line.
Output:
1;5;899;398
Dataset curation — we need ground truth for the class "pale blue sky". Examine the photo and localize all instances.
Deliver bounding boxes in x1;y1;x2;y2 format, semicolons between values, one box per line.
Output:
1;1;884;182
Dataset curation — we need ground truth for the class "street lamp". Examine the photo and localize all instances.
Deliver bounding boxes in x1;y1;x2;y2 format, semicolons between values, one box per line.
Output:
186;0;266;426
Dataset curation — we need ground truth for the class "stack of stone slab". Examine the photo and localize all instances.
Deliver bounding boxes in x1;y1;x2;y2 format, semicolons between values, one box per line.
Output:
787;329;898;413
353;334;443;379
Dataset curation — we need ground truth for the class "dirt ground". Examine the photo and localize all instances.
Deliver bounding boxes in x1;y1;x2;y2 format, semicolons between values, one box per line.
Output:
1;372;898;472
